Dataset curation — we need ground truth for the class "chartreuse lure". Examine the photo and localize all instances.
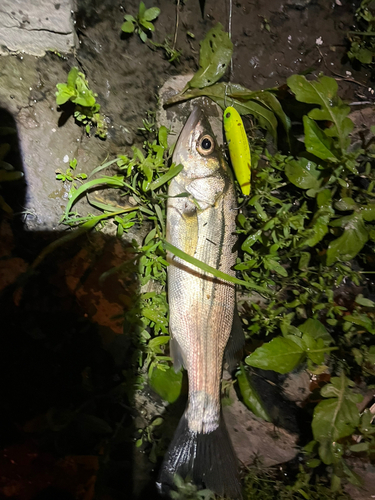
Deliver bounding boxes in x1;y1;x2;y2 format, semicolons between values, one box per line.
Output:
223;106;251;196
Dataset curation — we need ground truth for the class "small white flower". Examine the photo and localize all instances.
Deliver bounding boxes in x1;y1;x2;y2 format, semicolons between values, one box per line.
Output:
346;71;352;77
315;37;323;46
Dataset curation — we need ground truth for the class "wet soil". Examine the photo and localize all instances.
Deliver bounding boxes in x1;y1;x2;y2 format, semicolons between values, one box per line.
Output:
1;0;375;499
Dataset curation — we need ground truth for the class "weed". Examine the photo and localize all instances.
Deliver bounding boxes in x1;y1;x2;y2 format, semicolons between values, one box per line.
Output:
121;2;160;43
56;67;108;138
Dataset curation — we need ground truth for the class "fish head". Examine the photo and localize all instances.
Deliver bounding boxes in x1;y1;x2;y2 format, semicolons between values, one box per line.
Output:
173;106;223;179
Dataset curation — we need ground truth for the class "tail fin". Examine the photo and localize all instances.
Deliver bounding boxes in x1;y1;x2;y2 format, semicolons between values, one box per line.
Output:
157;412;242;499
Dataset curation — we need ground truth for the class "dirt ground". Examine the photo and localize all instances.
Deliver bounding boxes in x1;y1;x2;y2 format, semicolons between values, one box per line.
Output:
1;0;375;499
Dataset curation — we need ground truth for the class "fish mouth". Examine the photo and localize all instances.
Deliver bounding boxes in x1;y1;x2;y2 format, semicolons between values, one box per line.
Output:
174;106;206;159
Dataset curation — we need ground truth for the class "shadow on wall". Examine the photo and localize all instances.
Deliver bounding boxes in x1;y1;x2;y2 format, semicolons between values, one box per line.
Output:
0;107;158;500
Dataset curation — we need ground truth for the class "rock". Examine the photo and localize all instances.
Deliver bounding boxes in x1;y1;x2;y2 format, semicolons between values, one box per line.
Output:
157;74;224;147
0;0;75;56
223;387;299;467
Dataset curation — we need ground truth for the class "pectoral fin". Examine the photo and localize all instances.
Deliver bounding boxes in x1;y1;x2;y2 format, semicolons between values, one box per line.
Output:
225;307;245;373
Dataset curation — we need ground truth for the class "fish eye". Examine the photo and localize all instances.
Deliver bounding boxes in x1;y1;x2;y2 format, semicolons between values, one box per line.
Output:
197;134;214;156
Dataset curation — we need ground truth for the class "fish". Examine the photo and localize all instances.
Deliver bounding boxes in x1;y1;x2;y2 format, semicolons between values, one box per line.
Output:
157;106;243;499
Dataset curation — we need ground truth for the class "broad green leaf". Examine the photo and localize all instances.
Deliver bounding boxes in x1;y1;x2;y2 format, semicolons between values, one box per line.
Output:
122;21;135;33
138;1;146;18
326;213;368;265
187;23;233;89
361;203;375;221
143;7;160;21
301;334;325;365
149;365;182;403
287;74;353;151
236;365;271;421
139;30;148;43
166;82;278;139
298;318;333;344
142;307;168;327
312;373;362;464
229;86;291;136
56;83;75;105
285;157;321;191
303;116;338;162
139;19;155;31
74;75;96;107
304;216;329;247
344;312;375;334
355;294;375;308
245;336;305;374
67;67;79;88
335;197;357;211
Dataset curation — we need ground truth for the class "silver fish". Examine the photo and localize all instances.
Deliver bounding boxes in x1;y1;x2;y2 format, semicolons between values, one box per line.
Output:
158;107;243;498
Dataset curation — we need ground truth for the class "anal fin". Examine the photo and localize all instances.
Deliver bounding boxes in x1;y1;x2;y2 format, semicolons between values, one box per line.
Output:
170;335;185;373
225;307;245;373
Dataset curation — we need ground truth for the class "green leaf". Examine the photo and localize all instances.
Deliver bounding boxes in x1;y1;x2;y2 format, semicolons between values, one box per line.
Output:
63;176;125;219
245;336;305;374
187;23;233;89
298;318;333;344
56;83;75;105
139;19;155;31
166;82;278;139
361;203;375;221
344;312;375;334
149;365;182;403
164;241;270;295
74;74;97;107
326;213;369;265
287;74;353;151
350;442;369;452
285;157;321;191
312;373;362;464
236;365;271;421
303;116;338;162
67;67;79;88
139;30;148;43
229;87;291;136
138;1;146;18
355;294;375;308
158;125;169;149
148;163;183;191
143;7;160;21
122;21;135;33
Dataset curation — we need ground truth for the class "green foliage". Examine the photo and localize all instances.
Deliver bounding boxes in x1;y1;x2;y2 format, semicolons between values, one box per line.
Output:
55;158;87;184
347;0;375;68
55;67;107;138
236;364;271;421
186;23;233;89
166;27;290;141
121;2;160;43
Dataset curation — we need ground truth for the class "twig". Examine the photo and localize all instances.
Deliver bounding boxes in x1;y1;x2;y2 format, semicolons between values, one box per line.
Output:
173;0;180;51
316;45;368;87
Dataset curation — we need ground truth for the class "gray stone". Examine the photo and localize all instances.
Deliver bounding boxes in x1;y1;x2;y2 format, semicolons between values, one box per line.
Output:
0;0;75;56
223;386;299;467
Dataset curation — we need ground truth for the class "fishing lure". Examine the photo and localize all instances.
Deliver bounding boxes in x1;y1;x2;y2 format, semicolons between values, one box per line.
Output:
223;106;251;196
